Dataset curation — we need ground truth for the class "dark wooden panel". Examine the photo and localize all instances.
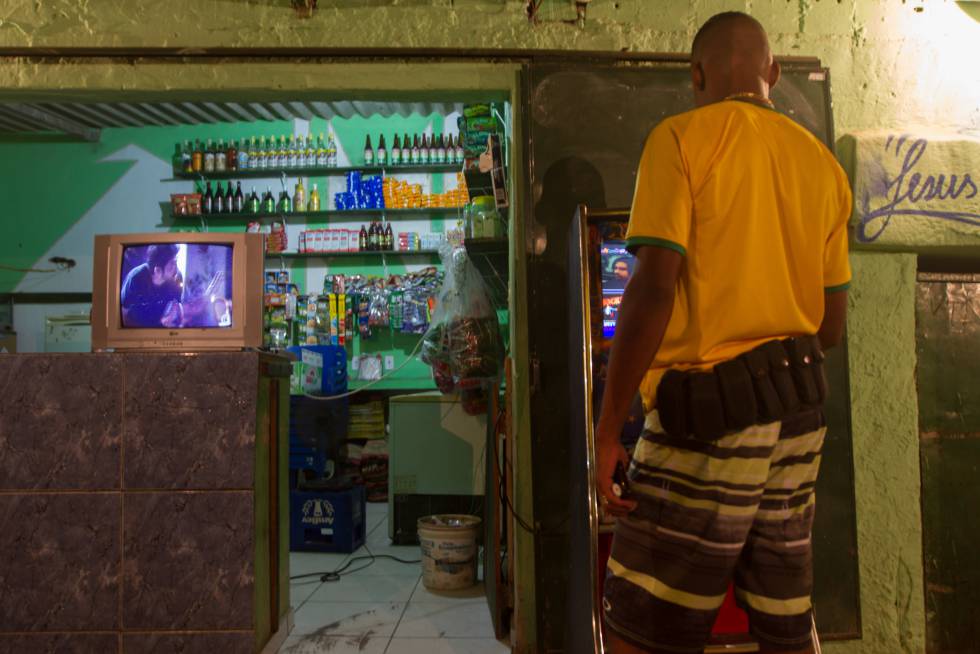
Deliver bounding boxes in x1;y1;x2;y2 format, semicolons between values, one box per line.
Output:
525;62;859;651
917;274;980;654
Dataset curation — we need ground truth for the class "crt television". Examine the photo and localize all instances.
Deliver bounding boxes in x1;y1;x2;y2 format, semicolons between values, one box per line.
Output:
91;232;265;351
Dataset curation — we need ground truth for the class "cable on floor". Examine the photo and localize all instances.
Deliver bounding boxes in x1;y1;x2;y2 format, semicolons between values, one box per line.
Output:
289;542;422;583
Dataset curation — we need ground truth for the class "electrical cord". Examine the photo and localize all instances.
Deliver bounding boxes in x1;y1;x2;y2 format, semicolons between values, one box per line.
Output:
301;333;427;401
289;542;421;583
489;405;569;536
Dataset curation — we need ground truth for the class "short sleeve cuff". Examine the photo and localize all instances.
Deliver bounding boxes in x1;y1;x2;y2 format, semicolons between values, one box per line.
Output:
825;281;851;293
626;236;687;257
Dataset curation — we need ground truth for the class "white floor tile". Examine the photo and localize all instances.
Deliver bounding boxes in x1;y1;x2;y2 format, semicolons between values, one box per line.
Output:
278;634;389;654
307;573;419;603
290;551;351;578
289;579;322;608
393;602;495;639
384;638;510;654
292;601;406;637
410;582;486;604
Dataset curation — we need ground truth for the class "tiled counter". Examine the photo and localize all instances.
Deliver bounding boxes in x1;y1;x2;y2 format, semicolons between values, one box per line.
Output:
0;352;291;654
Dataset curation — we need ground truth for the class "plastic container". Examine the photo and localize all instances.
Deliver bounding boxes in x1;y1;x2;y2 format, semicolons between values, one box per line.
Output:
464;196;503;239
417;514;482;590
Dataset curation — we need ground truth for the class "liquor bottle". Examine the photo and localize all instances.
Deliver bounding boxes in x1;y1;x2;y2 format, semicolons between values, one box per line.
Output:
202;181;214;214
316;133;327;167
203;139;216;172
391;134;401;166
294;179;306;213
326;132;338;167
278;190;292;213
227;140;238;171
419;135;429;165
383;222;393;251
248;187;260;213
377;134;387;167
222;182;234;214
215;139;227;172
410;135;420;165
454;134;465;164
192;139;203;172
264;187;276;213
427;134;437;164
181;141;193;173
359;225;368;251
238;138;249;170
364;135;374;166
305;135;315;169
288;135;299;169
403;133;412;165
309;183;321;212
246;137;257;170
213;181;225;213
233;182;245;213
277;137;288;169
172;142;184;176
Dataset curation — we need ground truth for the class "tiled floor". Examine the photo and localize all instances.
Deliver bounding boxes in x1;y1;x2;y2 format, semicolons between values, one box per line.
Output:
280;502;510;654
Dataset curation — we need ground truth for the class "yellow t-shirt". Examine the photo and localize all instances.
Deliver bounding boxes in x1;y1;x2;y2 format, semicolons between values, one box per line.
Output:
626;100;852;409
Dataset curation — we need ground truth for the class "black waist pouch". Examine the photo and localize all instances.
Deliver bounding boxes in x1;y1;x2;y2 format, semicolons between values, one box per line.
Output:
760;340;800;415
738;347;784;424
656;369;688;438
687;371;728;441
715;358;758;431
785;335;829;405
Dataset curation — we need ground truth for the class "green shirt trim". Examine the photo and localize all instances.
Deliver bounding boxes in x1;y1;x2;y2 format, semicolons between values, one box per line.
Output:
626;236;687;257
825;281;851;293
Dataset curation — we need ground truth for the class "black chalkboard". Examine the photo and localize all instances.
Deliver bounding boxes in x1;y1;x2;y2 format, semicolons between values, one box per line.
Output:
524;61;860;651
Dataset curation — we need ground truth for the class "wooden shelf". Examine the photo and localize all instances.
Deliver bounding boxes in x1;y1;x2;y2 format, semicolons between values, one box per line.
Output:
171;163;462;180
265;250;441;260
173;207;464;221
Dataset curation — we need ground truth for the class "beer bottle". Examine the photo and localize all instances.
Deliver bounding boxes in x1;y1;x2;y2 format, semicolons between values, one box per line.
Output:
227;139;238;171
419;135;430;165
427;134;437;164
172;143;183;176
288;135;299;169
327;132;338;167
410;135;420;165
202;181;214;214
359;224;368;251
233;182;245;213
204;139;216;172
384;222;393;251
377;134;387;166
221;182;233;214
403;133;412;165
364;135;375;166
305;135;315;169
277;136;288;169
249;187;260;214
391;134;401;166
264;187;276;213
246;137;257;170
455;134;465;164
213;181;225;213
215;139;227;172
192;139;203;172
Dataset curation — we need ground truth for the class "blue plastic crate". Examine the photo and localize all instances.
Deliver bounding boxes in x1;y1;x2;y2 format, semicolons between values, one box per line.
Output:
287;345;348;396
289;486;366;553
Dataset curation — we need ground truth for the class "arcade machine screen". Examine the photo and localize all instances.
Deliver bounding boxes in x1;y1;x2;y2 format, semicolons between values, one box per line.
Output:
599;240;635;339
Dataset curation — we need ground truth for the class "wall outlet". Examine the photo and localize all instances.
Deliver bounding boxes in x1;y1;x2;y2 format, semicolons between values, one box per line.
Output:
384;355;395;371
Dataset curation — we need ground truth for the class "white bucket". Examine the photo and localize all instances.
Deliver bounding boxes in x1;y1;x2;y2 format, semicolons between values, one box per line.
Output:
417;514;482;591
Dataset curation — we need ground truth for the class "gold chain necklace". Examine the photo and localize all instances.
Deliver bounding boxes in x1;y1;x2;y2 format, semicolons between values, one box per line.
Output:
724;92;775;108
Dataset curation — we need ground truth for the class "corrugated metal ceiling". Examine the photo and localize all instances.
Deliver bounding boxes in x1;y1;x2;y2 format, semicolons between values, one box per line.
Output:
0;101;465;142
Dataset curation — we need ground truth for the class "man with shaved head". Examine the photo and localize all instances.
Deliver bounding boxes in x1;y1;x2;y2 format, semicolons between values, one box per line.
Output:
595;12;851;654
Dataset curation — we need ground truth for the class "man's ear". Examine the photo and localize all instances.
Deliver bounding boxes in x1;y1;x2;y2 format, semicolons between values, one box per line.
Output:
691;62;706;92
768;60;781;90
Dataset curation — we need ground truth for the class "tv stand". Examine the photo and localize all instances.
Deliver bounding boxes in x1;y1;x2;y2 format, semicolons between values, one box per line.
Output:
0;351;291;654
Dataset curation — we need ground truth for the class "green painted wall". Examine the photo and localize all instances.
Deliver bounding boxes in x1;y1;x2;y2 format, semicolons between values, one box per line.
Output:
3;2;980;653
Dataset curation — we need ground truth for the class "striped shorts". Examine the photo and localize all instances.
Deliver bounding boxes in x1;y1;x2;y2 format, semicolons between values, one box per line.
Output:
603;407;826;653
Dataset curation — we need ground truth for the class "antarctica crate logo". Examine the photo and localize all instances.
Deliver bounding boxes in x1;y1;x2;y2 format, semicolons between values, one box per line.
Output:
301;498;335;526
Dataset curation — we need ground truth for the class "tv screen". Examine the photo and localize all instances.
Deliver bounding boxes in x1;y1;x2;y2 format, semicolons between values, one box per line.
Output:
599;240;635;339
120;243;234;329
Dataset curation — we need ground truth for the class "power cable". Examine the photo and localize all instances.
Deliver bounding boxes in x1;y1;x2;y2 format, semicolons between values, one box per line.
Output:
289;542;421;583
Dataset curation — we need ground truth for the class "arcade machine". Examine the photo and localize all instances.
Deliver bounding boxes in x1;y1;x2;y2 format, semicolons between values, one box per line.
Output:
567;206;763;654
